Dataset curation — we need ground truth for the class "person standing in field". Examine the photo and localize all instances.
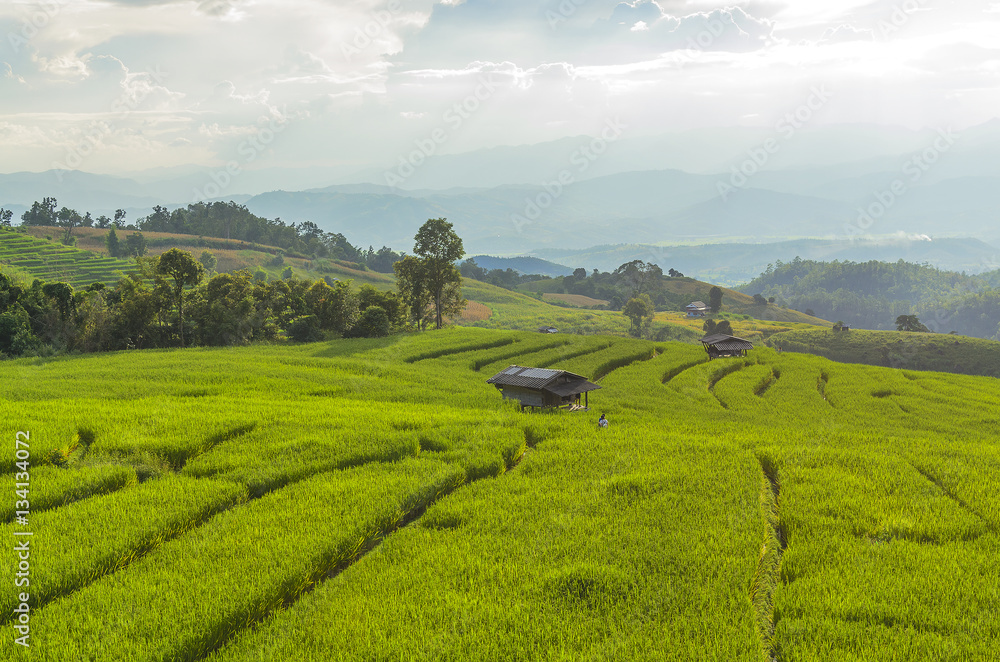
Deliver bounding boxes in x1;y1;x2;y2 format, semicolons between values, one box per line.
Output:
598;414;608;429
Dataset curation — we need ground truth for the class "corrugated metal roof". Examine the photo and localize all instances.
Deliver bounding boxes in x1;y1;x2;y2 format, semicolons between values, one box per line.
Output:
486;365;595;391
710;339;754;351
687;301;708;308
520;367;560;379
699;334;753;350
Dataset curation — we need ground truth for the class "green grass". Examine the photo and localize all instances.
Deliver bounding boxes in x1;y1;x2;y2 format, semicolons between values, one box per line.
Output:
1;328;999;660
769;326;1000;378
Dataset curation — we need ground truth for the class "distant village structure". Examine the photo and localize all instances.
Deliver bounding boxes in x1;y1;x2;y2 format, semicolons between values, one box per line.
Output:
486;365;600;411
537;326;558;334
700;334;754;359
686;301;709;317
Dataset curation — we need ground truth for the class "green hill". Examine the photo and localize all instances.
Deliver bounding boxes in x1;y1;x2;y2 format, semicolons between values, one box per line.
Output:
1;328;998;659
458;279;702;341
520;274;828;326
12;226;396;290
0;229;139;287
769;326;1000;378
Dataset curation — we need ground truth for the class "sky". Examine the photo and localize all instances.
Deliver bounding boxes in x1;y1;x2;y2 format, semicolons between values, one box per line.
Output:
0;0;998;177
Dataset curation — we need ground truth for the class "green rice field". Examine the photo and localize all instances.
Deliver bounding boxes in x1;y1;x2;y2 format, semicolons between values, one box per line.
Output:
0;231;138;288
1;327;998;660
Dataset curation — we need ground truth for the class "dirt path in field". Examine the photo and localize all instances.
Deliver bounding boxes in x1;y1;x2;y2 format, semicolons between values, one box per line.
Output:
751;456;787;662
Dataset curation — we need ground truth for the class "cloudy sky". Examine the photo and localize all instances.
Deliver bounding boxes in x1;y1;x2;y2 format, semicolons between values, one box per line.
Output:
1;0;998;177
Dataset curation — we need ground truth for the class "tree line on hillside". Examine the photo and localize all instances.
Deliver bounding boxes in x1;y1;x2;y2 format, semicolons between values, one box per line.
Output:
459;258;691;312
5;199;406;273
0;219;466;358
740;257;1000;339
0;251;403;357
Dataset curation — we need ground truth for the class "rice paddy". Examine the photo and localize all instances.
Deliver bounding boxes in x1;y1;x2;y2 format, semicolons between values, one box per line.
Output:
1;327;998;660
0;231;138;288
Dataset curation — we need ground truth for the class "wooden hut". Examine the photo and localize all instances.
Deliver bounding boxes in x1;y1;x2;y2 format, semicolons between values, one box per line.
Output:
686;301;709;317
699;333;753;359
486;365;600;411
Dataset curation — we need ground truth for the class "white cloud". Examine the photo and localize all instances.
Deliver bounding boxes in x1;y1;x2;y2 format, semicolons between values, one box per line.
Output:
821;24;875;43
0;0;994;176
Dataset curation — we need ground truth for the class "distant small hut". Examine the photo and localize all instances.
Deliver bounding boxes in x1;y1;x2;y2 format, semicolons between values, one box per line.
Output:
700;333;753;359
538;326;559;334
686;301;709;317
486;365;600;411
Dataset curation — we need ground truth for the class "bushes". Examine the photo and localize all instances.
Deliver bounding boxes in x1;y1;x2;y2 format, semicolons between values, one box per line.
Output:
349;306;391;338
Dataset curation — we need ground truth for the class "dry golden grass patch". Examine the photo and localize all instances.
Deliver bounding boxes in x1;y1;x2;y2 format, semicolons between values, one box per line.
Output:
455;300;493;323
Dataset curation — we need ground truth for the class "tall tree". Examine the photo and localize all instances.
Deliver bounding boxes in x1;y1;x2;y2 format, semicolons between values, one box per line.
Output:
613;260;663;299
622;294;655;338
394;255;433;329
412;218;465;330
199;250;218;273
124;232;148;258
709;286;723;313
0;208;13;227
156;248;205;347
106;227;122;257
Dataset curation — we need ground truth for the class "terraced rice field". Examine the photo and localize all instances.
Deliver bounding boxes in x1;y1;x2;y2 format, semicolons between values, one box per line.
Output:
1;327;998;660
0;231;138;287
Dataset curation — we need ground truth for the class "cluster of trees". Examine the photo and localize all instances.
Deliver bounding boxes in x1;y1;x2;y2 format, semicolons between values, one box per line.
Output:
134;202;406;270
11;199;407;273
0;248;406;357
458;260;548;290
15;198;129;246
106;226;148;259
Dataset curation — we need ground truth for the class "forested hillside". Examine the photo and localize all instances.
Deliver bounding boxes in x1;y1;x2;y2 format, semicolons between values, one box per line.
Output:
740;258;1000;338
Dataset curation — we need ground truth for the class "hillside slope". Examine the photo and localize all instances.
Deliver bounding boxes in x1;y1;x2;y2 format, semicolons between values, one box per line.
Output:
0;230;139;287
769;327;1000;378
14;227;396;290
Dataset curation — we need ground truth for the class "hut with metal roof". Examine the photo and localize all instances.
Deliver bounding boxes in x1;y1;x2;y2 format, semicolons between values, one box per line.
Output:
686;301;709;317
699;333;753;359
486;365;601;411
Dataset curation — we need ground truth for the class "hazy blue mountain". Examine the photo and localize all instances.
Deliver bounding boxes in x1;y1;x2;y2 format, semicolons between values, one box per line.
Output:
530;237;1000;286
468;255;574;277
2;122;999;259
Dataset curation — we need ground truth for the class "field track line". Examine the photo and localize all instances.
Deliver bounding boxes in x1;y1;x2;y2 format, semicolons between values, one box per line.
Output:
751;456;786;662
591;347;661;382
404;337;516;363
0;452;404;625
0;424;256;525
190;430;535;661
471;339;567;371
707;362;746;408
536;343;614;369
661;360;705;385
910;463;994;532
754;368;779;398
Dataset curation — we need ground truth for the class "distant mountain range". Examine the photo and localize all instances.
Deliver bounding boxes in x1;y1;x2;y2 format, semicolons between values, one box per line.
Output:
2;123;1000;277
